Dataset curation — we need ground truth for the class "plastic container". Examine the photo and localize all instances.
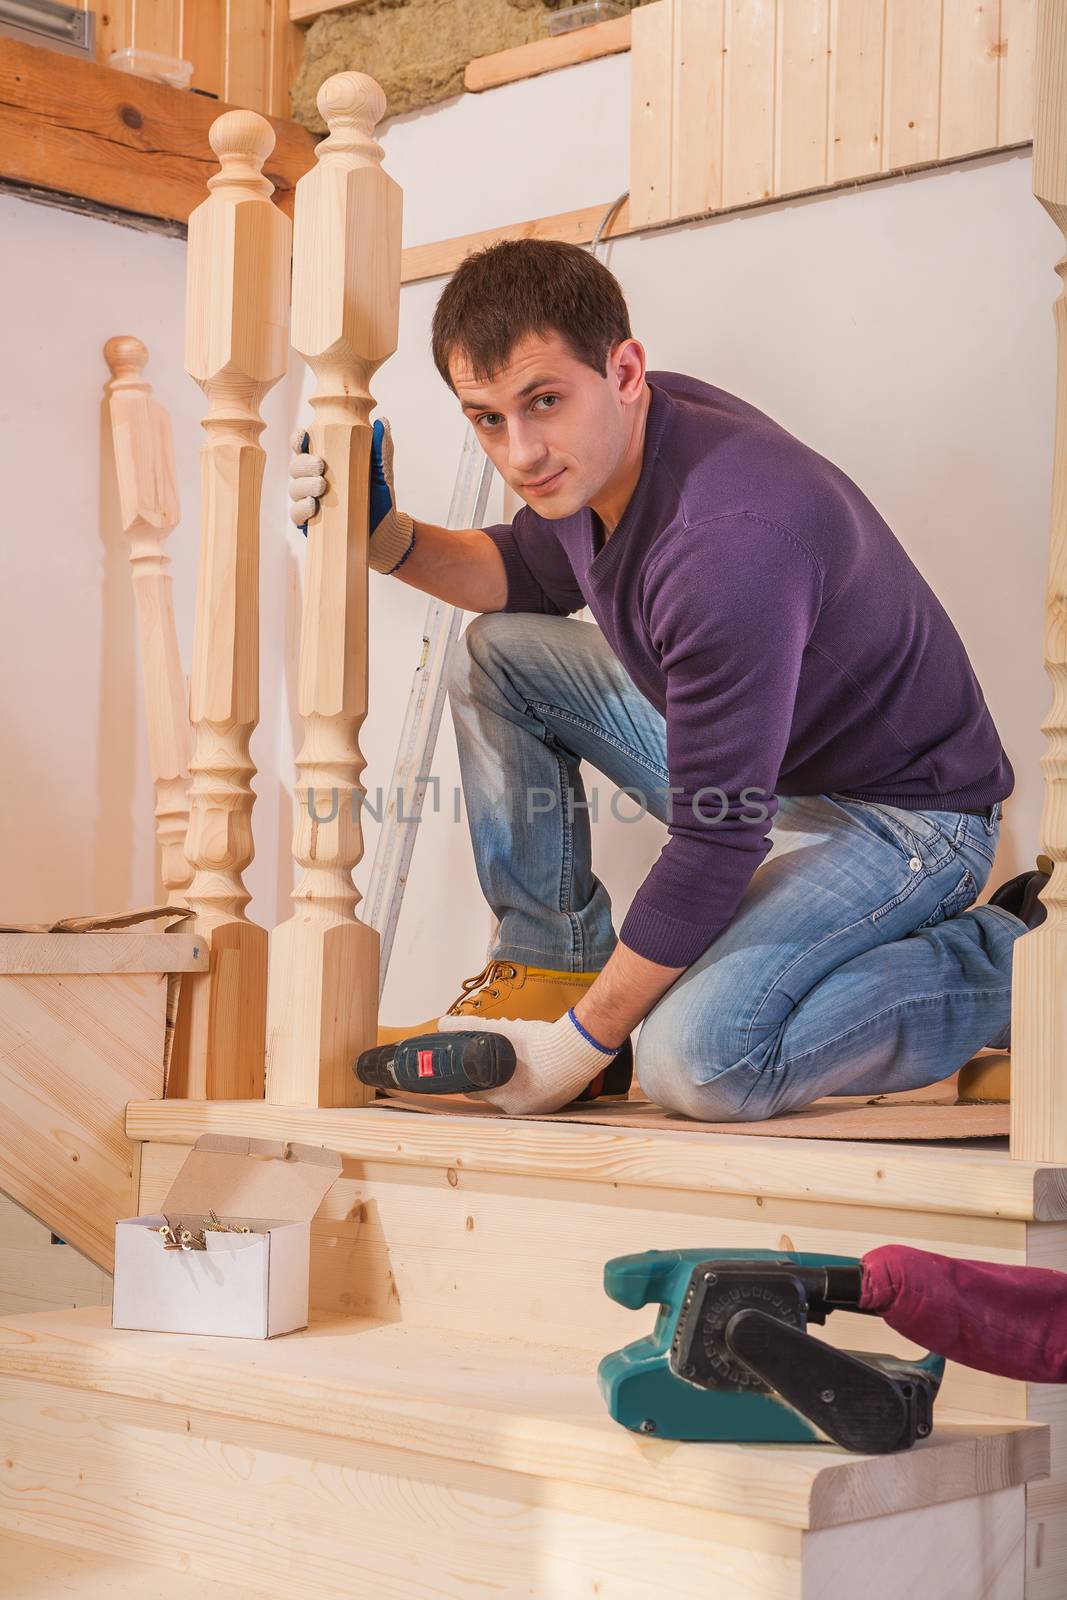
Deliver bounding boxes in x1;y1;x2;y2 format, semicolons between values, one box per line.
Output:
547;1;628;35
108;48;194;90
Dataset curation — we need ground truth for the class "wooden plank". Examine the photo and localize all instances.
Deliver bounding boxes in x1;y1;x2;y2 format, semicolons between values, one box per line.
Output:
88;0;133;63
629;0;675;227
0;933;205;975
181;0;225;99
289;0;348;19
884;0;944;168
402;193;631;288
939;0;1001;156
0;38;316;226
465;13;632;94
775;0;829;196
999;0;1036;144
0;1196;111;1317
124;1098;1067;1220
0;1308;1047;1530
1011;0;1067;1166
828;0;886;182
0;1375;807;1599
672;0;725;219
269;0;303;118
0;1372;1039;1600
225;0;272;111
132;0;181;57
0;974;166;1268
721;0;777;207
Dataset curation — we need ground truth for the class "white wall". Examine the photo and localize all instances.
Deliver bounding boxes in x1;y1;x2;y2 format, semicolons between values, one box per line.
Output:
0;193;293;930
0;48;1058;1032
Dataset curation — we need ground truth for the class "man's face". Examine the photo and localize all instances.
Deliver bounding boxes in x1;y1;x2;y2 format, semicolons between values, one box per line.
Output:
449;330;646;520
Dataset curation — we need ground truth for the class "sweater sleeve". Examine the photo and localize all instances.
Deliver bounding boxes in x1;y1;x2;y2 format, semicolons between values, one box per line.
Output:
482;507;587;616
619;514;824;968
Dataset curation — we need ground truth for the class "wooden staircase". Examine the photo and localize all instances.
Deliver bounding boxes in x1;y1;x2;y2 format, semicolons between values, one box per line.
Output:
0;1099;1062;1598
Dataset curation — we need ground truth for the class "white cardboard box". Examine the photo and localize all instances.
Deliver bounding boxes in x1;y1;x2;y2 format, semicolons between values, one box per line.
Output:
112;1133;342;1339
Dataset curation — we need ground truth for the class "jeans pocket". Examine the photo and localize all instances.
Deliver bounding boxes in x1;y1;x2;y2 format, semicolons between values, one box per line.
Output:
913;866;979;931
829;794;926;866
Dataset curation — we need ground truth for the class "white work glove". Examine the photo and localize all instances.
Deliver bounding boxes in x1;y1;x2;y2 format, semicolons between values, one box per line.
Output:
288;418;415;575
434;1010;622;1117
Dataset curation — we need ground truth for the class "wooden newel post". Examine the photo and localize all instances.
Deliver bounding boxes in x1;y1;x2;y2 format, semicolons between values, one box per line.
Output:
103;335;192;903
1012;0;1067;1162
179;111;291;1100
266;72;402;1108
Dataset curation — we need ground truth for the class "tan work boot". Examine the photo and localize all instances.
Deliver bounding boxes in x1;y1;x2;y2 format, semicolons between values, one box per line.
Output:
376;959;632;1100
957;1051;1012;1105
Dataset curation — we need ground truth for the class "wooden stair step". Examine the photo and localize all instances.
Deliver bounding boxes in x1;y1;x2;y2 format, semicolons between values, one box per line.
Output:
0;1305;1047;1524
0;1308;1044;1597
127;1098;1067;1220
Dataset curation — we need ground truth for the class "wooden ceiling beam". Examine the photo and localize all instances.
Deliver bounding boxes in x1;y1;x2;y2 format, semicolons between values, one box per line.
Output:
0;37;316;226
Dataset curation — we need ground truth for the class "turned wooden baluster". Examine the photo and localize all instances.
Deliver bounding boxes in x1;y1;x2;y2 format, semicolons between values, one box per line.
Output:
266;72;402;1107
1012;0;1067;1161
178;111;291;1101
103;335;192;903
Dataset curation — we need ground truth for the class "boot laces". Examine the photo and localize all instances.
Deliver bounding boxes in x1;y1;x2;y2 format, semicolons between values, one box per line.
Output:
445;960;519;1015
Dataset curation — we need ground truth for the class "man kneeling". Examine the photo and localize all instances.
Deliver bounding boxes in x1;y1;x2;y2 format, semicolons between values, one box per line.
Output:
290;239;1031;1121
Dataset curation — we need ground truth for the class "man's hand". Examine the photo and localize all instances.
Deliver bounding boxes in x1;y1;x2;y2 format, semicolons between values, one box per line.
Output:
287;418;415;574
434;1010;622;1116
288;430;326;529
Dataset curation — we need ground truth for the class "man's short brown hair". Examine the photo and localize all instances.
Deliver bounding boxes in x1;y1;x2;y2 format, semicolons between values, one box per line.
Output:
431;238;632;391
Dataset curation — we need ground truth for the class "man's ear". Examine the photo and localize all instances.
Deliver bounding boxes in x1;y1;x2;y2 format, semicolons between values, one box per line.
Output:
611;338;647;403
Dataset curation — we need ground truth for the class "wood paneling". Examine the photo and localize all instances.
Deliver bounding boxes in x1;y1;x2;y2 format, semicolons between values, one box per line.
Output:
884;0;944;168
0;38;316;227
939;0;1001;157
722;0;777;207
776;0;829;195
630;0;1034;228
79;0;297;117
828;0;885;183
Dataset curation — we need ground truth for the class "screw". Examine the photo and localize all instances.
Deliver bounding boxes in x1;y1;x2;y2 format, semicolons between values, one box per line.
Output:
639;1419;657;1434
820;1389;835;1404
703;1271;718;1284
682;1364;695;1378
917;1422;930;1436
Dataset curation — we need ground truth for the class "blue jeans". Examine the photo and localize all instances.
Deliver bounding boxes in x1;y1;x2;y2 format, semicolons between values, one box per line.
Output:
447;612;1024;1120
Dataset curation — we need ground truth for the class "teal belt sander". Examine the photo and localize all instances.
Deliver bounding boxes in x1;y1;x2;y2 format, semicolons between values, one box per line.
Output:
599;1249;944;1453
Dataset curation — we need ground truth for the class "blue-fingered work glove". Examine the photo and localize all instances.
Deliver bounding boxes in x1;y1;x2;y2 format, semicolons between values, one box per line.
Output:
287;418;415;574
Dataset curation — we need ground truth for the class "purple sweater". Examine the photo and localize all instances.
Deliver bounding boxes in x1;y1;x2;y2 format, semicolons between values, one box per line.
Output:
482;373;1013;968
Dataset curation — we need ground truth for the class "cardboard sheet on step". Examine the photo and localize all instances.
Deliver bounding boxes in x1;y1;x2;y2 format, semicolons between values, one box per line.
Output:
374;1059;1010;1141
